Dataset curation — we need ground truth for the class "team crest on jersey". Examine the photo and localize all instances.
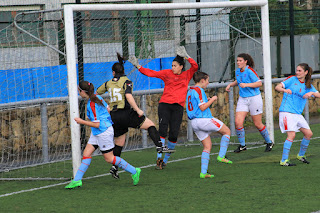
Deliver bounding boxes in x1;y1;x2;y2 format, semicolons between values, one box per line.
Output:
299;88;302;92
294;83;297;85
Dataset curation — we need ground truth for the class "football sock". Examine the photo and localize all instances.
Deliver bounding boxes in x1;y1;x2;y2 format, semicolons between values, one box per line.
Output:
218;135;230;158
163;141;176;164
201;150;210;174
112;145;123;169
236;127;246;146
281;138;293;162
147;126;162;147
298;137;310;157
157;137;166;159
259;126;272;143
74;156;91;181
112;156;136;175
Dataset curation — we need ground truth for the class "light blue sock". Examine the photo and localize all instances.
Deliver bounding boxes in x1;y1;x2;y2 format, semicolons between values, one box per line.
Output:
281;139;293;162
259;126;272;144
236;127;246;146
218;135;230;158
163;141;176;164
74;157;91;181
201;150;210;174
298;137;310;157
113;156;136;175
157;137;166;159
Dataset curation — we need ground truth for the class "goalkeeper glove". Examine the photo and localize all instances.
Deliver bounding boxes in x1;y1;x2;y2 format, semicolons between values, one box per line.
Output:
128;56;141;69
176;46;190;59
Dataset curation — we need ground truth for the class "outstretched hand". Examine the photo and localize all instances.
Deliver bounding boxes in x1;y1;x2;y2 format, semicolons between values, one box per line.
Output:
176;46;190;59
128;56;141;69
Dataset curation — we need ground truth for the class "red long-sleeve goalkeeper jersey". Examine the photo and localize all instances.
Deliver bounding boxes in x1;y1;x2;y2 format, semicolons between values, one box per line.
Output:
138;58;198;107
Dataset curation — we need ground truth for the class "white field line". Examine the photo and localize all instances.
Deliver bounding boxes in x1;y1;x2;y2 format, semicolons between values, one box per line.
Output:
1;137;319;198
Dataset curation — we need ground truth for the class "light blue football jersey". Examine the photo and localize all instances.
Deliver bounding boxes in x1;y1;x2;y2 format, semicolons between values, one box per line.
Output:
87;95;113;135
235;65;261;98
186;86;213;120
279;76;318;114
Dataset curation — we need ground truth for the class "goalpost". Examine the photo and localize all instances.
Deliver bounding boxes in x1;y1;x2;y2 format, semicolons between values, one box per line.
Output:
63;0;274;178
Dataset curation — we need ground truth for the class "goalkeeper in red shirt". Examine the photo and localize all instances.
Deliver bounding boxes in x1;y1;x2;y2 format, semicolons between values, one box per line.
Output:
129;46;198;169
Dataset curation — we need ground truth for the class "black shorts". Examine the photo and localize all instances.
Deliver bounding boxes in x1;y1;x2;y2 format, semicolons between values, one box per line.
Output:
110;108;146;137
158;103;184;142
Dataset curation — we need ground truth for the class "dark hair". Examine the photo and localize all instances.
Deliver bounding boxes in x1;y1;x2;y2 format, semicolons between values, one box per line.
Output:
112;52;125;75
193;71;209;83
173;55;185;68
298;63;313;88
237;53;255;68
79;81;103;106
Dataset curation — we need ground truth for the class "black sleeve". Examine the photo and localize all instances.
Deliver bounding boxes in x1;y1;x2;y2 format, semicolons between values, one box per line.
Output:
124;80;133;94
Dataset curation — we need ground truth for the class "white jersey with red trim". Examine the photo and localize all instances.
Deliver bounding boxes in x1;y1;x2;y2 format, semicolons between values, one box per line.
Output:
87;95;113;135
186;86;213;120
235;65;261;98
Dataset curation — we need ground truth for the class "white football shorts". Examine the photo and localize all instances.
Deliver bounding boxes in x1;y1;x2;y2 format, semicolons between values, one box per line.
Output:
191;117;224;141
236;94;263;116
88;126;115;151
279;112;310;133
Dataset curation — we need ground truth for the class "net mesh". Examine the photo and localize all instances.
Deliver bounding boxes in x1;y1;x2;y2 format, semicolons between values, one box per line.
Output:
0;5;264;180
0;10;71;180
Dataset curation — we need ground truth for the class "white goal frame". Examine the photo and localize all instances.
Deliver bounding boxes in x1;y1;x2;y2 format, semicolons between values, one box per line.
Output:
63;0;273;177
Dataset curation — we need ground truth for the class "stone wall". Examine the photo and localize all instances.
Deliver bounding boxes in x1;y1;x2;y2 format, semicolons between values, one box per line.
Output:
0;104;71;154
1;79;320;154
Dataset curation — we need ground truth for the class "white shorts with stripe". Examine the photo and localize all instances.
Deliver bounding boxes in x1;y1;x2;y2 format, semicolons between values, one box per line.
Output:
236;94;263;116
279;112;310;133
88;126;115;151
190;117;224;141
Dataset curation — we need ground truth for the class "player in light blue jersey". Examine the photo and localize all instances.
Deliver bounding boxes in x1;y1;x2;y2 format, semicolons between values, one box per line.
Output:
65;81;141;189
275;63;320;166
226;53;273;153
186;72;232;179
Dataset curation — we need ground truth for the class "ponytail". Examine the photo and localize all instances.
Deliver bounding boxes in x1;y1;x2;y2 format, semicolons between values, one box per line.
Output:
298;63;313;88
112;52;125;75
79;81;103;106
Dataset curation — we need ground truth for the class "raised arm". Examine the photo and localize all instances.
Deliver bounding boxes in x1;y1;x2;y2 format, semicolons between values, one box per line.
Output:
176;46;198;77
138;67;167;79
128;55;166;79
187;58;199;74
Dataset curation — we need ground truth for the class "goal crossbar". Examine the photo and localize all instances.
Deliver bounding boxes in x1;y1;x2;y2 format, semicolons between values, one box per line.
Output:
66;1;268;11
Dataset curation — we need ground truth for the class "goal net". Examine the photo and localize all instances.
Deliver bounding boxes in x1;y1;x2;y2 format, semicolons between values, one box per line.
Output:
0;10;73;181
0;0;272;182
63;1;272;177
